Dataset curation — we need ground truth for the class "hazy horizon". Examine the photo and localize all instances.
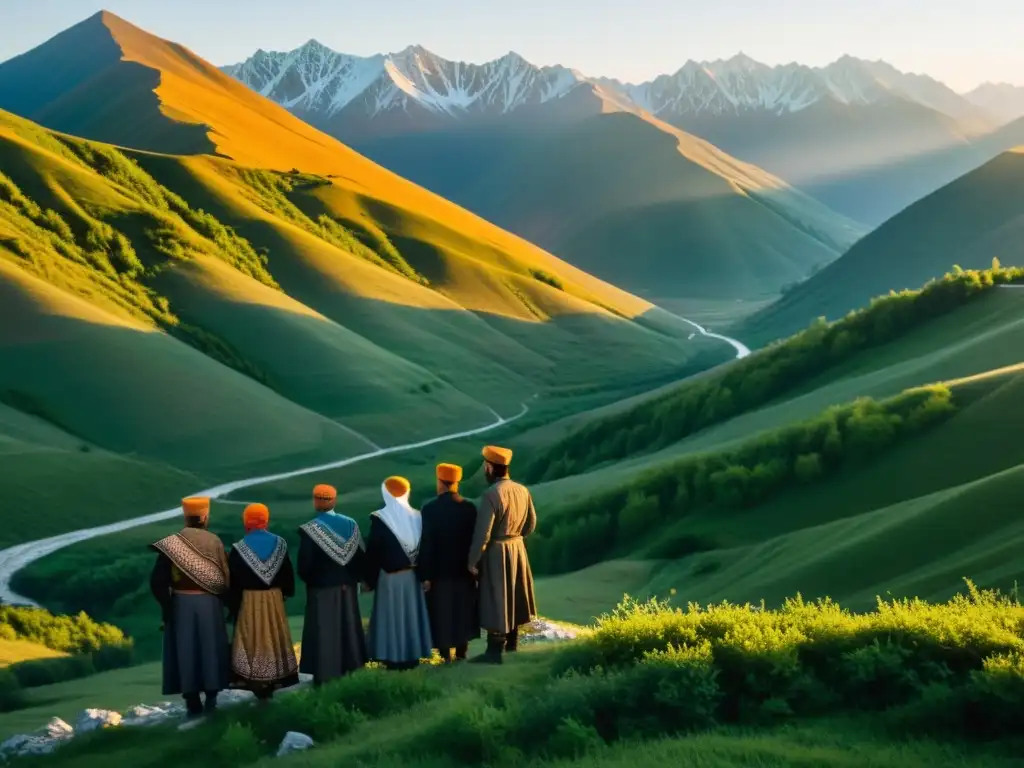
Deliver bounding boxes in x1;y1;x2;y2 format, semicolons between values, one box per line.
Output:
1;0;1022;92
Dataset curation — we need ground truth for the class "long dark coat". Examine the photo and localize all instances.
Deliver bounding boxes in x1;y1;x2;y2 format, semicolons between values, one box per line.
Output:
419;491;480;649
467;479;538;634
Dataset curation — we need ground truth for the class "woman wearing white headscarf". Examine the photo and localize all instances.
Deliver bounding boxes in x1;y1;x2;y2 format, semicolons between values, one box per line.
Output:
364;476;433;670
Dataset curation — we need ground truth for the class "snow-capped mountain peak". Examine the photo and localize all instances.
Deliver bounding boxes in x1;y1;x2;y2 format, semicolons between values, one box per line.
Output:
223;41;587;124
222;46;993;133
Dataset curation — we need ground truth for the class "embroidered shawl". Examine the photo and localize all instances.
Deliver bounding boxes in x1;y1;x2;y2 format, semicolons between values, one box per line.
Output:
152;528;229;595
299;512;362;567
233;531;288;586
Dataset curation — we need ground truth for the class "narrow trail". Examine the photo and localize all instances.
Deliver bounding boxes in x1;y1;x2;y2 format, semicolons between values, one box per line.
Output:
0;400;534;605
663;310;752;359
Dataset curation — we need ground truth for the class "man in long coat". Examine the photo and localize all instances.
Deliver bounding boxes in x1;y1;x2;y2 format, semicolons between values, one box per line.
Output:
297;484;368;686
419;463;480;662
149;497;231;717
468;446;537;664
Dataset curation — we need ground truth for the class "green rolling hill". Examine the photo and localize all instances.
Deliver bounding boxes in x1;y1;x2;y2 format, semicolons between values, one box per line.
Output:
739;148;1024;346
354;102;865;304
0;15;724;544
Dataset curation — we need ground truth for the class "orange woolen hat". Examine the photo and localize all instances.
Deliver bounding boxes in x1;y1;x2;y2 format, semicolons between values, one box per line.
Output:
313;484;337;511
384;476;411;498
182;497;210;520
243;503;270;531
482;446;513;466
436;463;463;484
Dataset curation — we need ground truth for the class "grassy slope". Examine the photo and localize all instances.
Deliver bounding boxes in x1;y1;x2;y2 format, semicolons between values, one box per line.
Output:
0;639;66;667
356;109;865;302
675;97;992;227
0;11;725;542
742;149;1024;345
3;647;1018;767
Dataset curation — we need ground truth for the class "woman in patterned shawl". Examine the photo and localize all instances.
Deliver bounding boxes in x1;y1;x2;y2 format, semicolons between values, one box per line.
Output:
297;484;369;686
226;503;299;701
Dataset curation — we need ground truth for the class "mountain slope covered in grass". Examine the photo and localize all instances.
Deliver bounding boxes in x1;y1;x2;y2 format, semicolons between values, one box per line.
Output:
356;107;865;303
0;15;724;544
739;149;1024;345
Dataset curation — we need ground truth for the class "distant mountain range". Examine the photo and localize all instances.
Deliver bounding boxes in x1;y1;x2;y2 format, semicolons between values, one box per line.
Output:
223;44;1011;131
963;82;1024;126
223;44;1023;225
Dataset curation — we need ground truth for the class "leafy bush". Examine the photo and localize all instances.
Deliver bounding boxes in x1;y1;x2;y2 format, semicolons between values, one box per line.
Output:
526;264;1024;484
530;384;958;574
0;605;125;654
214;722;263;764
552;584;1024;738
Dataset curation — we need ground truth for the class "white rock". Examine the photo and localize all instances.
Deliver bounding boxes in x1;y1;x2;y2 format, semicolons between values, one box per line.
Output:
276;731;314;757
0;733;34;757
42;718;74;739
521;619;579;643
75;708;122;733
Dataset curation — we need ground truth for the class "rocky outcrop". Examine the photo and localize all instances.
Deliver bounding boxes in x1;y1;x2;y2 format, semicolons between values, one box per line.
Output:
276;731;314;757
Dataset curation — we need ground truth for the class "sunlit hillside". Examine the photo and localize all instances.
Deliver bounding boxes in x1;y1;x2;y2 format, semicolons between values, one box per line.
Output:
0;99;721;543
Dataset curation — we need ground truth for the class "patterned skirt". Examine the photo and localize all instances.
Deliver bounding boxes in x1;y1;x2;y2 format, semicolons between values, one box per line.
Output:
230;588;299;693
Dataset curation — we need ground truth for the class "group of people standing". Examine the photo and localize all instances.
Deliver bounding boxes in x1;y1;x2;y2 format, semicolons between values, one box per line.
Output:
149;445;537;717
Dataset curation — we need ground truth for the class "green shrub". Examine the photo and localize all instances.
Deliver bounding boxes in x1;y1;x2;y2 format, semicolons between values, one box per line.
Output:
553;584;1024;733
213;722;263;764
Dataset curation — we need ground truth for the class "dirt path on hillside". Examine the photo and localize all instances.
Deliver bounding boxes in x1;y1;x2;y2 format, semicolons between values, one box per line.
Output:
0;401;533;605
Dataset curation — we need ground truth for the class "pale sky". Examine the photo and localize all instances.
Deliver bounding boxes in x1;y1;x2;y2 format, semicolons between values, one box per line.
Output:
0;0;1020;91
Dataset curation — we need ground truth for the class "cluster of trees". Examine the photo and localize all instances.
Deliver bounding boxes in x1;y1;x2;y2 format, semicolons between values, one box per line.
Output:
0;604;125;654
529;269;565;291
524;263;1024;486
0;605;133;711
528;384;957;574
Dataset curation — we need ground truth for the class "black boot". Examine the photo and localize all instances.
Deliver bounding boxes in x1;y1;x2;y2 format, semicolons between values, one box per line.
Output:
454;644;468;661
505;627;519;653
203;691;219;714
470;634;504;665
184;693;203;718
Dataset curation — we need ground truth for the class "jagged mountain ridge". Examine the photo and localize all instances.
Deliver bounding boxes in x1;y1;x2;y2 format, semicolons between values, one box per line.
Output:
963;82;1024;126
223;44;995;131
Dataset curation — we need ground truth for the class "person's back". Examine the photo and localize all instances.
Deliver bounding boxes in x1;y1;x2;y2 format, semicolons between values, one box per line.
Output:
479;479;536;540
226;503;298;701
468;447;537;664
149;497;231;718
420;464;480;662
297;484;369;685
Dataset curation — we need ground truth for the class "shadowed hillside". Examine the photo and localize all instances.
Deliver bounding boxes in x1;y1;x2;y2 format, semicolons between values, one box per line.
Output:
739;149;1024;345
355;106;866;303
